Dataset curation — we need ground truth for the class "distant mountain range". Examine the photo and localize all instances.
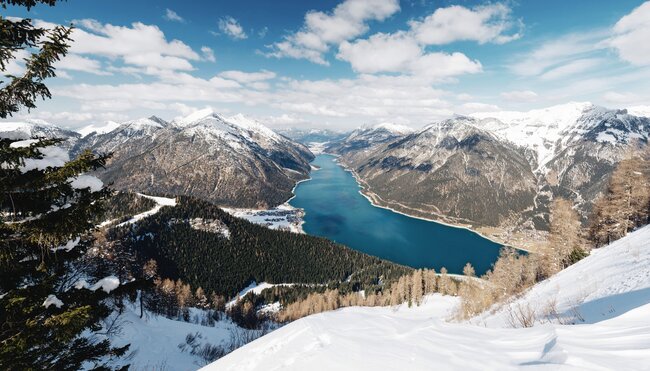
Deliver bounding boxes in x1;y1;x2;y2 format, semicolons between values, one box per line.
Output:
3;111;314;208
275;127;347;145
327;103;650;249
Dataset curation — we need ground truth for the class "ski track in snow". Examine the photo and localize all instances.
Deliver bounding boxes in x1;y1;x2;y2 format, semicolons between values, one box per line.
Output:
115;194;177;227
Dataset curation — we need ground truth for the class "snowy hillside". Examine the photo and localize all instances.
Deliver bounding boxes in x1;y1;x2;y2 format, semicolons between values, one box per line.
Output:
77;121;121;137
0;119;80;147
208;225;650;370
472;102;649;172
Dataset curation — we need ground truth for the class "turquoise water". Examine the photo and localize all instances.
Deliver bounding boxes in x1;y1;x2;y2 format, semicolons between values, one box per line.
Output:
289;154;503;275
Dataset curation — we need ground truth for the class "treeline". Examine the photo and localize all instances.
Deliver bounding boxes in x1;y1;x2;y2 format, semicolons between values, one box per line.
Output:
109;196;411;298
277;268;462;321
102;191;157;223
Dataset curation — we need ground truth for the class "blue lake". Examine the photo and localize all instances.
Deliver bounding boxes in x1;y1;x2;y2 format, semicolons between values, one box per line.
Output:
289;154;503;275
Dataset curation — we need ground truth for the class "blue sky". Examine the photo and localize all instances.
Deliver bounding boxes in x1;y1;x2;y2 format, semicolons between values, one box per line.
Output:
3;0;650;130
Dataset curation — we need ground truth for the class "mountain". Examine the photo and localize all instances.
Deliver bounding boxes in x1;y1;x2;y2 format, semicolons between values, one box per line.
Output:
325;123;414;154
275;128;348;145
209;224;650;370
83;110;314;208
77;120;121;137
341;117;538;229
474;103;649;222
72;116;169;155
332;103;649;248
0;119;80;149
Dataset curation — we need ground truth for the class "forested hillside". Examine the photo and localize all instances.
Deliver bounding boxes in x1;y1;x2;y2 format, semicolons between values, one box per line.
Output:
108;196;410;298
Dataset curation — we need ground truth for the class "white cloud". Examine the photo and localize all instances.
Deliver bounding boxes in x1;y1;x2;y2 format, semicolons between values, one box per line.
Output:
16;110;129;123
539;58;602;80
459;102;500;112
509;32;605;77
338;32;421;73
337;32;481;80
201;46;216;62
218;16;247;40
609;1;650;66
55;54;110;75
265;0;400;65
218;70;276;83
3;49;28;75
603;91;640;104
65;19;201;72
164;9;184;23
410;3;521;45
500;90;538;102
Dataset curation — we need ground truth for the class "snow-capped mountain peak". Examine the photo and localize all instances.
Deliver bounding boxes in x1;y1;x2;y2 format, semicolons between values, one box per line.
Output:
77;121;121;137
470;102;648;171
371;122;414;135
173;108;216;127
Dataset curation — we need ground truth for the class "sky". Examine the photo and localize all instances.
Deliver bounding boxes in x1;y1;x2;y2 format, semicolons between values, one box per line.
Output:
2;0;650;131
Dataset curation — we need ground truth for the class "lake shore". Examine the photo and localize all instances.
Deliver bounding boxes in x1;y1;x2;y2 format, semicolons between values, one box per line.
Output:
333;157;539;253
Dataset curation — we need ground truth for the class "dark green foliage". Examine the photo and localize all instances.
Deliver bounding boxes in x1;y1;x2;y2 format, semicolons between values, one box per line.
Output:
0;139;130;370
1;3;130;367
566;247;589;266
110;196;411;298
0;4;72;117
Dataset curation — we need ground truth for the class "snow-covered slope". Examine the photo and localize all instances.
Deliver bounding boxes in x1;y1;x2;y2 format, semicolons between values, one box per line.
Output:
77;121;121;137
478;225;650;327
0;119;80;151
628;105;650;118
72;116;169;156
326;122;414;154
208;226;650;370
472;102;649;172
103;303;266;371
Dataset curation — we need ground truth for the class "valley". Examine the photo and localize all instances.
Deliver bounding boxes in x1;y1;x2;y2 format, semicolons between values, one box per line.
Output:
3;2;650;370
328;103;650;251
289;154;503;275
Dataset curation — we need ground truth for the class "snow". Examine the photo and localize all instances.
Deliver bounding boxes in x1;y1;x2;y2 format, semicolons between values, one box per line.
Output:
596;131;617;144
88;276;120;293
103;303;263;371
627;105;650;118
226;281;294;309
174;108;215;127
52;237;80;252
9;139;38;148
77;121;120;137
209;226;650;370
307;141;328;154
69;175;103;192
74;279;89;290
223;203;304;233
472;102;594;171
20;146;69;172
116;194;177;227
372;122;414;135
43;294;64;309
477;224;650;327
227;113;282;142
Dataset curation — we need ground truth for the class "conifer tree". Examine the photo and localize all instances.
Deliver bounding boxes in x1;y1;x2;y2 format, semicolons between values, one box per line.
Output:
0;2;130;368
